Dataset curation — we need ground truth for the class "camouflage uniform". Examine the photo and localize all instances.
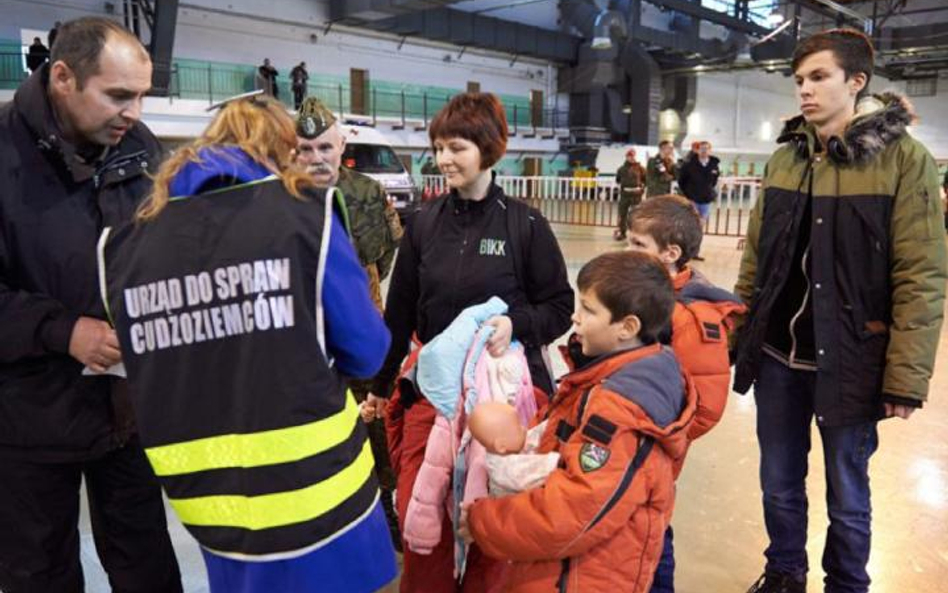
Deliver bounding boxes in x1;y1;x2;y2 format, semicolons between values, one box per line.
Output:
336;166;403;310
646;154;677;197
297;98;404;549
615;160;645;237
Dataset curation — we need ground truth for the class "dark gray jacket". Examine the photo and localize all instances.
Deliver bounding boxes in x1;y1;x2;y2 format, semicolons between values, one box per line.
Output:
0;65;161;461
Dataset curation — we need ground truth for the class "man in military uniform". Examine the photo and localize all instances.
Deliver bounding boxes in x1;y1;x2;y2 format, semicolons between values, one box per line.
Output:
294;97;403;550
646;139;678;197
614;148;646;241
295;97;403;309
420;156;439;176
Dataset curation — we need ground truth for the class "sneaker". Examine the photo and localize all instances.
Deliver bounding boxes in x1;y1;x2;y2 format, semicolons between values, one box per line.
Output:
746;572;805;593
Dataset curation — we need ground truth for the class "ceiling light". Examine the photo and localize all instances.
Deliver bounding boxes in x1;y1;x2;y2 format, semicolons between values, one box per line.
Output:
766;11;784;26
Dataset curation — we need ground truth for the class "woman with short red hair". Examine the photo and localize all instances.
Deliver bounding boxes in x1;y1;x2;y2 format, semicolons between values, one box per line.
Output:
365;93;574;591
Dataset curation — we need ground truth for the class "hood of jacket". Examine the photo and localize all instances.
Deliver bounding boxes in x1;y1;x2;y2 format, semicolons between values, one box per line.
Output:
168;146;274;197
776;92;915;166
556;344;696;460
675;267;744;306
417;296;509;419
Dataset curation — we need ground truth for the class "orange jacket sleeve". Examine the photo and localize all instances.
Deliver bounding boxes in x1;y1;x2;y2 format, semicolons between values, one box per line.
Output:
467;393;667;562
671;301;745;441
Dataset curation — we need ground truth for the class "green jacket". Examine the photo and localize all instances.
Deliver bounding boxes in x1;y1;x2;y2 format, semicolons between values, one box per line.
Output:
616;160;646;193
646;154;676;197
336;167;402;281
733;93;946;424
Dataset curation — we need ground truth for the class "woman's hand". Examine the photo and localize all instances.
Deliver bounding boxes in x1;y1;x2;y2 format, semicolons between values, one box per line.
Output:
362;393;388;421
485;315;513;357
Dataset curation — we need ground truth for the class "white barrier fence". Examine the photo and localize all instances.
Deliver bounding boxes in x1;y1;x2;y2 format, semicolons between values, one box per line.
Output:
416;175;761;237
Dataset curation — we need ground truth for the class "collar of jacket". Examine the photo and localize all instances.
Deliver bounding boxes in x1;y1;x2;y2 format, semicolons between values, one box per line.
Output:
776;92;915;166
14;63;153;185
558;343;662;393
674;266;744;305
169;145;274;197
554;344;696;447
448;172;505;214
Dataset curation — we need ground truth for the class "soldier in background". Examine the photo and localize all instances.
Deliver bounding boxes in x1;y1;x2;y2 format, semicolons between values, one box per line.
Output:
294;96;403;549
646;139;678;197
420;155;439;175
613;147;646;241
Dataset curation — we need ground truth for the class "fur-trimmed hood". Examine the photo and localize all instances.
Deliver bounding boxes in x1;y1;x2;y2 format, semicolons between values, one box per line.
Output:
777;92;917;165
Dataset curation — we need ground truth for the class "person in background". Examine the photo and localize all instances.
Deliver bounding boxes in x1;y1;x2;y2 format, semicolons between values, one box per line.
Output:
104;93;397;593
256;58;278;99
295;96;404;549
26;37;50;73
677;140;720;222
614;147;646;241
48;20;61;49
420;155;439;175
646;140;677;197
734;29;946;593
366;92;573;592
0;17;181;592
290;61;309;110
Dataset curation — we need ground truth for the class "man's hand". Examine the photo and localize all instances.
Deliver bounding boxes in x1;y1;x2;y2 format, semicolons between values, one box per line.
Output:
363;393;388;421
884;403;915;420
68;317;121;373
458;501;475;544
485;315;513;357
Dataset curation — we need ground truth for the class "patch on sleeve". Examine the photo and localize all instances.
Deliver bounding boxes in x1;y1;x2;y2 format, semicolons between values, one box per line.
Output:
701;321;722;342
581;414;617;445
579;442;611;473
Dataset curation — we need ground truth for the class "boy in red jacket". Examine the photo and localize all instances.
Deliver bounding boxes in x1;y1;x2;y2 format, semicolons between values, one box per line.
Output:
627;194;746;592
460;251;696;593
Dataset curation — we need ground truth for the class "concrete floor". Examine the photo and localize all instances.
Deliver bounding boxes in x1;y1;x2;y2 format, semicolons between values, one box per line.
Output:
79;224;948;592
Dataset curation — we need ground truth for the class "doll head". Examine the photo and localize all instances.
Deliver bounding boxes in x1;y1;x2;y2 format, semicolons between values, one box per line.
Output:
469;402;527;455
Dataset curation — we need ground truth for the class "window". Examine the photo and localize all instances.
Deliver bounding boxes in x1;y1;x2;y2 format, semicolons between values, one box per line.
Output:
700;0;779;28
342;144;406;174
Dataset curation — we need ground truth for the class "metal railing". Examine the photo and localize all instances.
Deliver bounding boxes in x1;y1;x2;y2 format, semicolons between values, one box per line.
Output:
417;174;762;237
0;54;570;130
167;61;569;129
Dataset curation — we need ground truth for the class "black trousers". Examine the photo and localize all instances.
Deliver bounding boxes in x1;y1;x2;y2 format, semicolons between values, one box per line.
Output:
0;438;182;593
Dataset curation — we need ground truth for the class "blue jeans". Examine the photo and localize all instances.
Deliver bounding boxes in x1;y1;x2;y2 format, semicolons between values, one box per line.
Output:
755;356;879;593
693;201;711;219
649;526;675;593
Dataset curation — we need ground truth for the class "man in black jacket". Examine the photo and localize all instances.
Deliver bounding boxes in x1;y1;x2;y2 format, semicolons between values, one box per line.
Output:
26;37;50;73
0;17;181;593
676;140;720;222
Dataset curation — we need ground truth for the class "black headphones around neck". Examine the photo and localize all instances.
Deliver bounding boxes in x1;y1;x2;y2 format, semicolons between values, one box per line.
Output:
790;133;852;164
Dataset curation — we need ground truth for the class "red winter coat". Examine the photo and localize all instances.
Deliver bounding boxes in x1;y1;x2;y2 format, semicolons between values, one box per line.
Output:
467;344;697;593
670;267;746;444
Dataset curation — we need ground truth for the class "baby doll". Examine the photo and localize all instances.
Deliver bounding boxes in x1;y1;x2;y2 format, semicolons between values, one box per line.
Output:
468;402;559;497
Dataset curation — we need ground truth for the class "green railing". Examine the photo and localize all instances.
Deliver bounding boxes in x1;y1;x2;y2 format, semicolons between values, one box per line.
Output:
1;51;569;130
168;60;567;129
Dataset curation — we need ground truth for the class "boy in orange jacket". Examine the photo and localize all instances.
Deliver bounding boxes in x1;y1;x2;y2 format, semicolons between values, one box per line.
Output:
459;251;696;593
627;194;746;592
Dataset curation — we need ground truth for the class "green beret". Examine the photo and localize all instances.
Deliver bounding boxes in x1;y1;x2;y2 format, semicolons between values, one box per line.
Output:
296;97;337;139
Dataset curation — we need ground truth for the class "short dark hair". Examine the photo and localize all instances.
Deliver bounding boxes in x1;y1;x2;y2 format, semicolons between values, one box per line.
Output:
658;140;673;149
577;251;674;345
629;194;703;268
429;92;508;169
50;17;145;87
791;28;874;99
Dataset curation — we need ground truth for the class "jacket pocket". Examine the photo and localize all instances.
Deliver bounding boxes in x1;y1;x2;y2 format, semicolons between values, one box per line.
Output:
912;187;942;240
